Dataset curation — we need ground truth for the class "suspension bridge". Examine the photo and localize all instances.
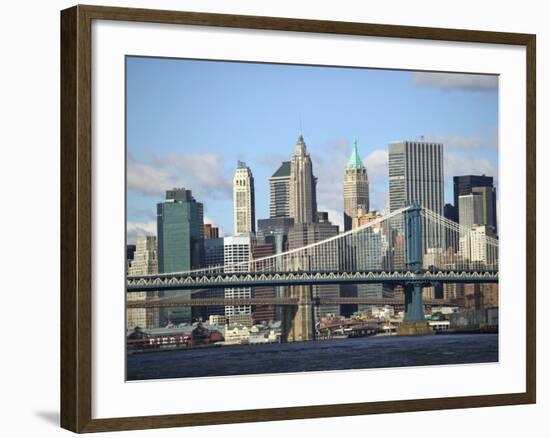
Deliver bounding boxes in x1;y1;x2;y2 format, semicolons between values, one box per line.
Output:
127;205;498;340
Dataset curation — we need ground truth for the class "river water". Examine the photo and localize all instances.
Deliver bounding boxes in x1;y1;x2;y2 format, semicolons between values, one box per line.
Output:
126;333;498;381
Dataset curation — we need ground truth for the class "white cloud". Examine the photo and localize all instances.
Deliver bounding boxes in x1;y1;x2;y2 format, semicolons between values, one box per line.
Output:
127;152;232;201
369;189;388;214
127;220;156;244
365;149;388;178
412;72;498;91
444;153;496;178
422;134;483;150
312;139;350;218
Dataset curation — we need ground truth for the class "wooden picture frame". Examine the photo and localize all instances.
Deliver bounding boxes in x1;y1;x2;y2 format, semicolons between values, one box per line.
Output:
60;4;536;433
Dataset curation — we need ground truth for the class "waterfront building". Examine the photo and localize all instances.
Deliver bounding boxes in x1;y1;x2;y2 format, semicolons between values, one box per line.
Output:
289;134;317;224
227;313;253;327
203;223;219;240
444;283;465;306
157;188;204;324
127;236;159;329
233;161;255;235
269;161;291;218
208;315;228;326
464;283;499;310
224;325;251;345
343;139;369;231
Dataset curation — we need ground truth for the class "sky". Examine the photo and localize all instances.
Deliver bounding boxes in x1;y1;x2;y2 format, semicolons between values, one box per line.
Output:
126;56;498;244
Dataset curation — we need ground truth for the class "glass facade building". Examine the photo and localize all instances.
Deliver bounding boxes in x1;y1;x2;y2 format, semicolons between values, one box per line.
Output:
157;188;204;324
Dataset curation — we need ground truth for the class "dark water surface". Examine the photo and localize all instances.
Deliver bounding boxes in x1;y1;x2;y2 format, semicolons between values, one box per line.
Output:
127;333;498;381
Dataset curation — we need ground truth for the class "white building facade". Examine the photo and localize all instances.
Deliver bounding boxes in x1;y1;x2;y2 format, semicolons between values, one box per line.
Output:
127;235;159;329
233;161;255;236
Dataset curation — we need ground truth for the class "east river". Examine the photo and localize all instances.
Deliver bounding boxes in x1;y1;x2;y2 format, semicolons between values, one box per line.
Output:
126;333;498;381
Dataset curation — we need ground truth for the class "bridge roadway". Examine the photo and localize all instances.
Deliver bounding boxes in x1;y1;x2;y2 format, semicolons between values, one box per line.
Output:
126;269;499;292
126;296;454;309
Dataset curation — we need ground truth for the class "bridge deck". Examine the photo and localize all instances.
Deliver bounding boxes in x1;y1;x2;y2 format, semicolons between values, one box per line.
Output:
126;269;499;292
126;297;455;308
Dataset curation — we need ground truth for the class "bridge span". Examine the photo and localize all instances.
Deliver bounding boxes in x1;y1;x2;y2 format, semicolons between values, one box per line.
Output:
127;205;499;341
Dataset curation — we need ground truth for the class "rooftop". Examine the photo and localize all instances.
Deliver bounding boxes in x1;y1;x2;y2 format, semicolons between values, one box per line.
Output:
271;161;291;178
346;139;365;170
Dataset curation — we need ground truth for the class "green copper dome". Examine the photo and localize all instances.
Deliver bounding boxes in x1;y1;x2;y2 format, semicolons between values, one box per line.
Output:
347;139;365;170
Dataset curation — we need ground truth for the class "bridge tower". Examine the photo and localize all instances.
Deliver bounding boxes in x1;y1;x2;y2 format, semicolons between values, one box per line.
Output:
398;204;432;336
281;286;315;342
281;253;315;342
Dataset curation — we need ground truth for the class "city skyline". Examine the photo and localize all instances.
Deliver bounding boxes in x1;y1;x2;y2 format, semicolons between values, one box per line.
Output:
126;57;498;243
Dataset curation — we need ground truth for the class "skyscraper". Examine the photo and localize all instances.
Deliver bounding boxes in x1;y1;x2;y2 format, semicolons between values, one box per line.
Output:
472;186;497;234
203;223;219;240
251;242;277;323
453;175;497;234
157;188;204;324
453;175;493;211
127;236;159;329
458;193;483;231
343;139;369;231
388;140;444;214
289;134;316;224
269;161;291;218
233;161;255;236
223;235;252;317
458;193;482;262
288;217;340;320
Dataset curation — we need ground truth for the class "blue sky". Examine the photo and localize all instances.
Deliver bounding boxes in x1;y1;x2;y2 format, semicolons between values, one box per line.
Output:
126;56;498;243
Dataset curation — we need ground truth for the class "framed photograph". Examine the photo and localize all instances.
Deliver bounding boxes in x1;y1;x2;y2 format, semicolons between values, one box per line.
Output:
60;4;536;433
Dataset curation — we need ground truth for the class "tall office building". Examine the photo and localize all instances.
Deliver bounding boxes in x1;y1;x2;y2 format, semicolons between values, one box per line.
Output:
203;223;219;240
251;242;277;323
203;237;226;319
126;244;136;273
288;217;340;319
388;140;444;275
444;203;458;223
453;175;497;234
269;161;291;218
223;235;252;317
127;236;159;329
458;193;484;262
233;161;255;236
157;188;204;324
453;175;493;212
458;193;483;230
343;139;369;231
289;134;317;224
388;140;444;214
472;186;497;234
